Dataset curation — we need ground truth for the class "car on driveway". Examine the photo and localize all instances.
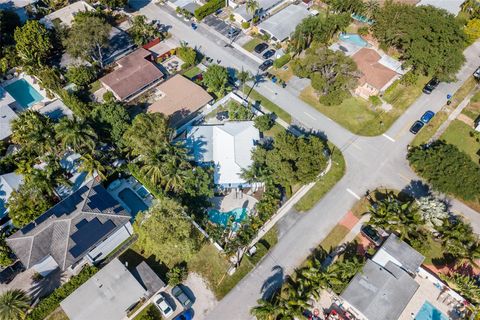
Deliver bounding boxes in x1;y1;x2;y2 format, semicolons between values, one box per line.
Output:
420;110;435;123
254;42;268;54
259;59;273;71
360;225;383;246
422;78;439;94
153;293;174;318
172;286;192;308
173;309;193;320
474;66;480;79
0;261;25;284
262;49;276;59
409;120;424;134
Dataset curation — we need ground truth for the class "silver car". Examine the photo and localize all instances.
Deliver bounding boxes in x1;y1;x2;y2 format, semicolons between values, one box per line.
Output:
153;293;174;318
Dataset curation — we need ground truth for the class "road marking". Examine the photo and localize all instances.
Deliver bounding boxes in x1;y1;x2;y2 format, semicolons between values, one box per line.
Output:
304;112;316;120
346;188;361;200
382;133;396;142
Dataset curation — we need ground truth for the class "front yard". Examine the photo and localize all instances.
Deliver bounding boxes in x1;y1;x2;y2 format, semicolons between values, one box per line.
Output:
242;38;264;52
440;119;479;163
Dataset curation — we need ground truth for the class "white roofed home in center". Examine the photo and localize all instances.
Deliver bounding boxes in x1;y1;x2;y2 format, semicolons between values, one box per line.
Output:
186;121;260;189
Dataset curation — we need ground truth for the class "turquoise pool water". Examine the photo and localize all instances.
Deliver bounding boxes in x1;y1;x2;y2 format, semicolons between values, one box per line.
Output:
208;207;247;228
4;79;43;108
339;33;369;47
415;301;448;320
118;187;148;218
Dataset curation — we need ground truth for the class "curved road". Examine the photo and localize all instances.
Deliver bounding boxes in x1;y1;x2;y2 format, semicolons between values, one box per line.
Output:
130;2;480;318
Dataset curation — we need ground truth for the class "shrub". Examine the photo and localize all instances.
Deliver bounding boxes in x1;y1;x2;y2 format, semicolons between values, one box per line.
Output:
26;266;98;320
357;26;369;36
273;54;291;69
66;65;97;87
57;90;90;117
167;263;188;286
369;95;382;107
400;71;419;86
228;101;253;120
254;113;274;132
241;21;250;29
194;0;225;20
103;90;115;103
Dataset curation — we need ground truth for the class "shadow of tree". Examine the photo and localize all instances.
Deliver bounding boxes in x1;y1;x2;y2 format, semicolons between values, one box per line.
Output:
260;265;284;301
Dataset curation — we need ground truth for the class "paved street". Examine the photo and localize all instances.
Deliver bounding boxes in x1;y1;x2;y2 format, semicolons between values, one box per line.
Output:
129;2;480;318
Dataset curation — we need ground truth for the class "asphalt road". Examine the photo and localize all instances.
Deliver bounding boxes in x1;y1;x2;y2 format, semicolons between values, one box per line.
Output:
130;2;480;318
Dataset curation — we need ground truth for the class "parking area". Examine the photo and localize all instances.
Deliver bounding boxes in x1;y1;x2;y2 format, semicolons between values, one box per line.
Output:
202;15;241;39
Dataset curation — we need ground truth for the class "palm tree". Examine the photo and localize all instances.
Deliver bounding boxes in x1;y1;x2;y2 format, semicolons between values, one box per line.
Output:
10;110;56;155
364;0;379;18
245;0;259;19
0;289;30;320
79;152;108;180
237;68;252;93
251;298;278;320
55;116;97;153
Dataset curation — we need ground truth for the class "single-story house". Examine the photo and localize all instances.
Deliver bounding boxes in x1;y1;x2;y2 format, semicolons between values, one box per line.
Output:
40;1;94;29
340;234;425;320
186;121;260;188
257;5;310;42
350;47;403;99
7;180;133;276
148;38;178;61
61;258;165;320
233;0;283;22
148;74;213;127
167;0;199;15
417;0;463;16
0;172;23;226
100;48;165;101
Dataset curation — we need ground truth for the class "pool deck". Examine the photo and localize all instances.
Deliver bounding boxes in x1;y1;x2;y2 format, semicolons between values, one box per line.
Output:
210;190;258;213
106;177;154;216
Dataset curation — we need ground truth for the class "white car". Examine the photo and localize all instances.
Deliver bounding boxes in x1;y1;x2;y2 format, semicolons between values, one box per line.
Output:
153;293;174;318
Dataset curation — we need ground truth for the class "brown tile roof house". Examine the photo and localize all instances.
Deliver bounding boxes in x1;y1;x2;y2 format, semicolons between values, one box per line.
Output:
148;74;213;127
100;48;164;101
351;48;398;94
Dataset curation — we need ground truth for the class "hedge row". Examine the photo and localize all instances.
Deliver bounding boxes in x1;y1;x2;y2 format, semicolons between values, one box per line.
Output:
27;266;98;320
194;0;225;20
273;54;291;69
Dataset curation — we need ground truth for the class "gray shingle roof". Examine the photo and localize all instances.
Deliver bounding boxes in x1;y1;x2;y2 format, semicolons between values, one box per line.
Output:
131;261;166;295
257;5;310;41
7;180;131;270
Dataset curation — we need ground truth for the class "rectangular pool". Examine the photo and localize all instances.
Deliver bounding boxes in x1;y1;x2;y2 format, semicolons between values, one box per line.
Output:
415;301;449;320
118;187;148;218
4;79;44;109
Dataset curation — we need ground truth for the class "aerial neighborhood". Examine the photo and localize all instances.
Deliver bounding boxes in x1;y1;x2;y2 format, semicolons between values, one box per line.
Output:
0;0;480;319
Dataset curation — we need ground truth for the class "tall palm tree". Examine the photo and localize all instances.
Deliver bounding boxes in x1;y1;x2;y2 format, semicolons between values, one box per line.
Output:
0;289;30;320
245;0;259;19
55;116;97;153
79;152;108;180
10;110;56;155
251;298;278;320
237;68;252;93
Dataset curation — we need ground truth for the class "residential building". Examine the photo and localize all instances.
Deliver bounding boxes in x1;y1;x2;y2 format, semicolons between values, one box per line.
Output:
40;1;94;29
233;0;283;22
186;121;260;188
100;48;164;101
61;258;165;320
0;172;23;226
148;74;213;127
7;180;133;276
257;5;310;42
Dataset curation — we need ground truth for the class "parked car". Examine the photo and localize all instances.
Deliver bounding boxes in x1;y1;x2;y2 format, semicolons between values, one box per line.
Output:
474;67;480;79
0;261;25;284
254;42;268;54
360;225;383;246
422;78;439;94
259;59;273;71
420;110;435;123
173;309;193;320
172;286;193;308
262;49;276;59
409;120;425;134
227;27;240;38
153;293;174;318
191;23;197;30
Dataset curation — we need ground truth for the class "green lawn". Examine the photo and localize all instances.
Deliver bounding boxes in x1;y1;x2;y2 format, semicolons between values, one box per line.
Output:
263;123;285;138
242;38;263;52
411;111;449;146
319;225;350;251
462;90;480;121
183;66;202;79
89;80;101;94
440;119;480;163
243;86;292;123
382;75;429;111
133;304;162;320
294;144;346;212
422;235;446;266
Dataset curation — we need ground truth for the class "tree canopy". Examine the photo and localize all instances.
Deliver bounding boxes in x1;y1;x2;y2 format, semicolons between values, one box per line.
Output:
91;100;131;147
14;20;53;69
372;2;466;79
202;64;230;97
129;15;161;46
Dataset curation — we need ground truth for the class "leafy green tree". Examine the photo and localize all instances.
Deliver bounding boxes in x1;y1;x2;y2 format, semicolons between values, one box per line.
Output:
64;15;111;68
407;141;480;200
326;0;364;14
237;67;252;92
7;184;53;227
245;0;259;17
0;289;30;320
55;116;97;153
228;101;253;120
11;111;56;156
0;233;13;267
251;298;278;320
129;15;161;46
372;2;466;79
91;101;131;147
441;272;480;304
167;264;188;286
134;199;202;267
465;19;480;43
99;0;128;10
202;64;229;97
176;44;198;68
0;46;19;74
79;152;109;180
36;67;62;97
14;20;53;69
436;217;480;264
66;65;97;87
123;113;172;156
254;114;274;132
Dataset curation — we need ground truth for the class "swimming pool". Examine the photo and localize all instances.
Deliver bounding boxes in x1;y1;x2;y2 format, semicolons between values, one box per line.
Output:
415;301;448;320
339;33;369;47
3;79;44;109
118;187;148;218
208;207;248;229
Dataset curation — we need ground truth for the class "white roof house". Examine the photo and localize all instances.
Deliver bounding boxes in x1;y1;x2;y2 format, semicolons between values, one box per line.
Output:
186;121;260;187
257;5;310;42
233;0;283;22
40;1;94;29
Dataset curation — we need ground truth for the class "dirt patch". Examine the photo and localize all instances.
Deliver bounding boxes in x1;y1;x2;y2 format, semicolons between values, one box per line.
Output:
457;113;474;126
184;273;218;320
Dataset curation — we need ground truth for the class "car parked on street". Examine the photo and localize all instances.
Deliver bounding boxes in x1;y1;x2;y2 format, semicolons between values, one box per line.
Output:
409;120;425;134
254;42;268;54
420;110;435;123
259;59;273;71
173;309;193;320
172;285;193;308
262;49;276;59
422;78;439;94
227;27;240;38
360;225;383;246
153;293;174;318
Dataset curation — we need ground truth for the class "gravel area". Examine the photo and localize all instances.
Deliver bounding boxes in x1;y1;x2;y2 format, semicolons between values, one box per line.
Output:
184;273;217;320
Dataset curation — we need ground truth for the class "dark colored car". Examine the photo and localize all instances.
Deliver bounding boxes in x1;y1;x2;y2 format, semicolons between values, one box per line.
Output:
172;286;192;308
262;49;276;59
254;42;268;54
173;309;193;320
422;78;440;94
0;261;25;284
474;67;480;79
360;225;382;246
420;110;435;123
259;59;273;71
409;120;425;134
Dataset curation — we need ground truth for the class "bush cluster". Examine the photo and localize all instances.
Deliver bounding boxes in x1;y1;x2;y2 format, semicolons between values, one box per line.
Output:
273;54;291;69
194;0;225;20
